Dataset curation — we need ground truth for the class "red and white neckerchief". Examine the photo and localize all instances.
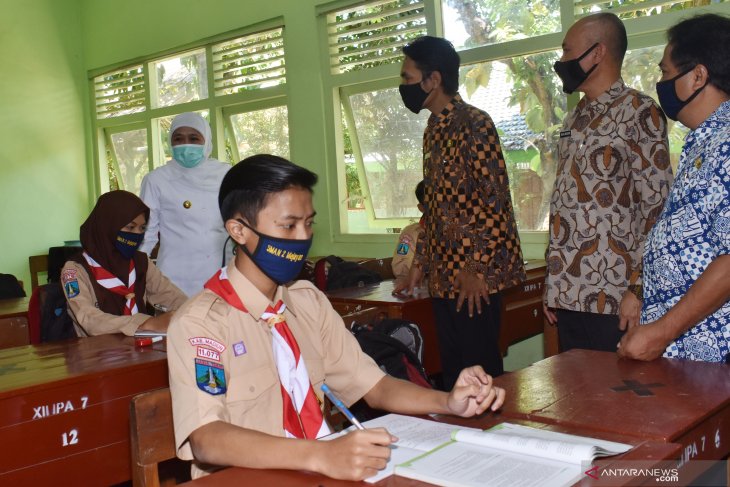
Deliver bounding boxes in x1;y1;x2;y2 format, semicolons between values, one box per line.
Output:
204;268;331;439
82;252;138;315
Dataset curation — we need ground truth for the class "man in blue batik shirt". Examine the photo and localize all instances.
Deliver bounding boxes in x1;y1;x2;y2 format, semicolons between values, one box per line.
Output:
619;14;730;363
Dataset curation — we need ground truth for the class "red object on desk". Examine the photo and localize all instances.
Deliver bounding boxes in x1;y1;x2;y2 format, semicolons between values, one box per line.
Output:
494;349;730;463
0;334;168;485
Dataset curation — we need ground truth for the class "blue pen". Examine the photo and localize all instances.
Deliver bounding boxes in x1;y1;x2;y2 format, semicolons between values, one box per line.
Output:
321;383;365;430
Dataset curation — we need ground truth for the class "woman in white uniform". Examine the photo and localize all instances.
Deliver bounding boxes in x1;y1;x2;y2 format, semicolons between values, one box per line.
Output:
139;112;230;296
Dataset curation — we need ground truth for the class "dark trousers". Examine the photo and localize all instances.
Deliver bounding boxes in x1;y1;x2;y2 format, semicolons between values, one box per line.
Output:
556;309;625;353
431;294;503;391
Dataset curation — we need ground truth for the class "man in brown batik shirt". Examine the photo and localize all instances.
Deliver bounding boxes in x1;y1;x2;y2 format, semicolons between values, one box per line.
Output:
546;13;673;352
395;36;525;389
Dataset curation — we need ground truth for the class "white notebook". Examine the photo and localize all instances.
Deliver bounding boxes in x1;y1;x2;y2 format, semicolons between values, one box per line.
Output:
324;414;632;486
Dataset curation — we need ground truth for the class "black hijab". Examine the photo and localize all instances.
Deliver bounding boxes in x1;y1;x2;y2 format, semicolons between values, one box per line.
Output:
74;190;150;315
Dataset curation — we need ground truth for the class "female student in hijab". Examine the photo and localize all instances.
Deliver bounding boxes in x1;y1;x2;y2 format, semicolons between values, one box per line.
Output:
61;190;188;337
139;112;231;297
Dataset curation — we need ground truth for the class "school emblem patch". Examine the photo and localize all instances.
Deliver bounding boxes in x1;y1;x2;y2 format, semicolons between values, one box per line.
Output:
61;269;79;298
396;242;410;255
195;359;227;395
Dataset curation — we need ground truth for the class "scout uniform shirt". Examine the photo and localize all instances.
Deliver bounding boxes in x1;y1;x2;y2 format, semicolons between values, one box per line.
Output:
544;79;673;314
167;262;386;478
61;257;187;336
392;220;425;280
139;158;230;297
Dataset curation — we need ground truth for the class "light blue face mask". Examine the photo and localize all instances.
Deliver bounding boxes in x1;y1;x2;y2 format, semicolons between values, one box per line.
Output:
172;144;205;168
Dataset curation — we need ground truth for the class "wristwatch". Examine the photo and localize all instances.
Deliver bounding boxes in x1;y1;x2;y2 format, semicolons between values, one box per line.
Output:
627;284;643;301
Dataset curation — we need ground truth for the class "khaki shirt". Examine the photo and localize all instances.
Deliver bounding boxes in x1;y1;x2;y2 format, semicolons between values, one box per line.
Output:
545;80;673;314
392;222;424;280
61;258;187;337
167;262;385;478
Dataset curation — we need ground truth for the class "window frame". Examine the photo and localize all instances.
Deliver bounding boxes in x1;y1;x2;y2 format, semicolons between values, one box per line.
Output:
319;0;730;252
88;18;289;196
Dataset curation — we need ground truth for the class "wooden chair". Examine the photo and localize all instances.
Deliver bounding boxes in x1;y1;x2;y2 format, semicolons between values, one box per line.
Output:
28;254;48;291
129;388;189;487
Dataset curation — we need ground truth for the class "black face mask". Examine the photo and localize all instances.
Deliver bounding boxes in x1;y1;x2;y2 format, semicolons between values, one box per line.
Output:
656;68;706;121
553;43;599;94
399;81;430;114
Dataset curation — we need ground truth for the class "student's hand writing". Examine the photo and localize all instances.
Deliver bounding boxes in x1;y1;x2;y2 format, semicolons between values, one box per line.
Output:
618;291;641;331
617;321;668;361
453;270;489;317
446;366;505;417
138;312;173;333
393;265;423;297
314;428;396;481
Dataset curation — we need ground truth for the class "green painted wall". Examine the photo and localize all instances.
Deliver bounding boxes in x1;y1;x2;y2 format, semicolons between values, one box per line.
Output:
0;0;90;291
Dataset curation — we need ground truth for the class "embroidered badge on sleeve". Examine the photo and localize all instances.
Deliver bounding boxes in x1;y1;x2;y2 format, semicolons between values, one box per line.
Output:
61;269;80;298
195;359;227;395
396;242;410;255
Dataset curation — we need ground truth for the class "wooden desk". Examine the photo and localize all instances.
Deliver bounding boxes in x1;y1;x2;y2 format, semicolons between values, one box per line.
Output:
0;297;30;349
326;262;549;376
0;334;168;485
499;261;547;357
494;349;730;464
180;416;681;486
326;280;441;376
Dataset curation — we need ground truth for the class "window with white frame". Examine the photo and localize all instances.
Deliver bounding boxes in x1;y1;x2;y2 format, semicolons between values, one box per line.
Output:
325;0;729;236
91;24;289;195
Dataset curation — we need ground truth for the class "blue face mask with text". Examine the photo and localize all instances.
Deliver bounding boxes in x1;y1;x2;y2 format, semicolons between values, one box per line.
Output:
115;231;144;260
237;219;312;285
172;144;205;168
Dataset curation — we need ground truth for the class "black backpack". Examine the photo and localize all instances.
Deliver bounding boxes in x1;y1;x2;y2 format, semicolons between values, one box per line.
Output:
40;283;76;342
350;319;431;421
323;256;382;291
353;318;431;388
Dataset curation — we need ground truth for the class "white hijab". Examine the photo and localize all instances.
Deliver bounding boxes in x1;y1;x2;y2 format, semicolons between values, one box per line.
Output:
169;112;213;160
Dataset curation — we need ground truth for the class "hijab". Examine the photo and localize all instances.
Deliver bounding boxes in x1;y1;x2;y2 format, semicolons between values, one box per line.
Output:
74;190;151;315
169;112;213;162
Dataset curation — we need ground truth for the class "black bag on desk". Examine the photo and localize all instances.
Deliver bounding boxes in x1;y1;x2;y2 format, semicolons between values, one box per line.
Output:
323;255;382;291
0;274;25;298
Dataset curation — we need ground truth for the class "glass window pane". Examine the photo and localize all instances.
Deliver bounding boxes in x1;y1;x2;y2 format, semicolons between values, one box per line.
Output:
575;0;728;20
460;51;565;232
345;88;428;234
442;0;561;50
154;110;210;166
229;106;290;160
109;129;148;194
622;45;688;173
150;49;208;108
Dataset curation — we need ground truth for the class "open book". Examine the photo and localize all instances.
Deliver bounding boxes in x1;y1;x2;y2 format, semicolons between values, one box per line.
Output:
329;414;632;485
395;420;633;487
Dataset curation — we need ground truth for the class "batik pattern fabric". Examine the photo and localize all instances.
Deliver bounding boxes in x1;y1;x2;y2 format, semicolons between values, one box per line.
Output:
414;95;524;299
545;80;672;314
641;100;730;362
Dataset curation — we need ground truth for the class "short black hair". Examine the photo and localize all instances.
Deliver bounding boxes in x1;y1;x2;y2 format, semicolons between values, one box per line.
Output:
667;14;730;96
589;13;627;64
219;154;318;224
415;180;425;205
402;36;460;95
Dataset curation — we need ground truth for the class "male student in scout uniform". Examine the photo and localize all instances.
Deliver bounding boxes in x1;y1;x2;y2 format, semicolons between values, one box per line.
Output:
167;154;506;480
391;180;425;280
